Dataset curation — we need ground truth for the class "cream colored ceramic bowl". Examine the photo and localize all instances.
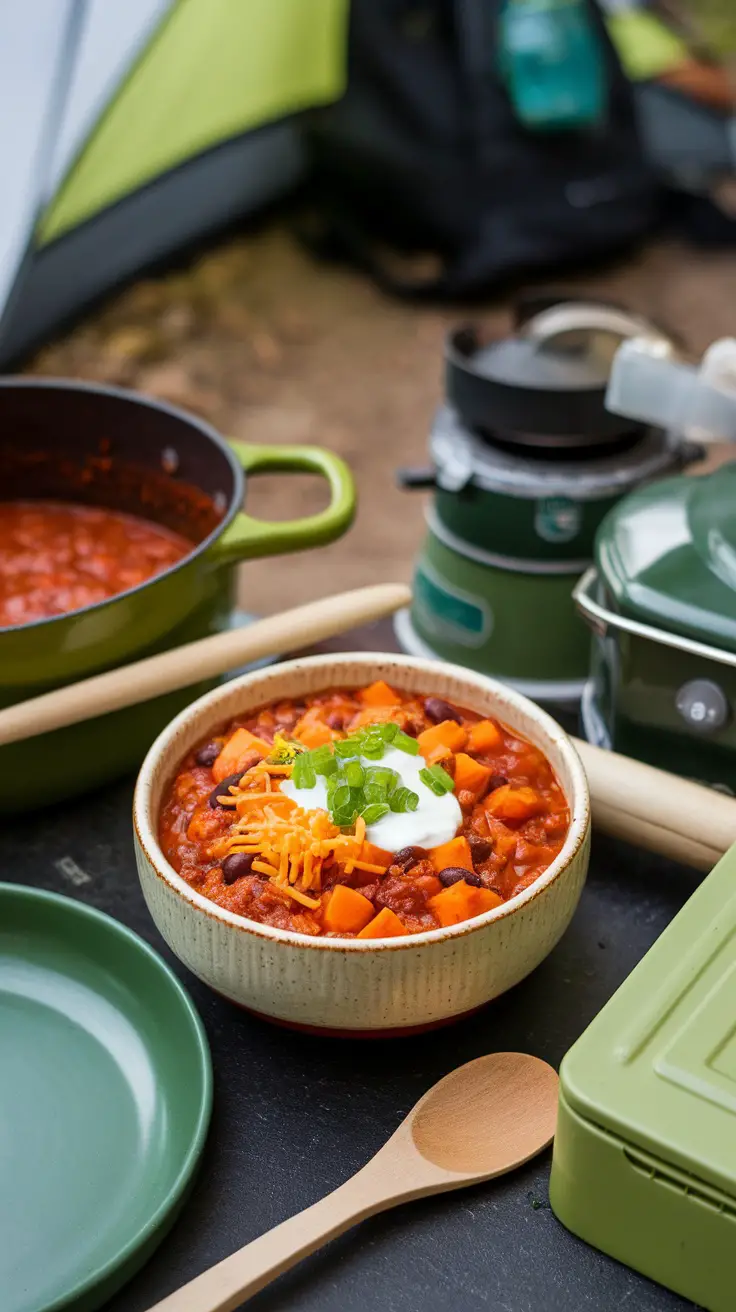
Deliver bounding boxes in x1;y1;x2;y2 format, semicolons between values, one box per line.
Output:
133;654;590;1034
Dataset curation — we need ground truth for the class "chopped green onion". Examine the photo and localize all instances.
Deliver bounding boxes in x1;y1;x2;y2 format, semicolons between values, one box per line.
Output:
379;722;399;742
345;761;365;788
361;802;390;824
330;784;351;810
428;763;454;793
419;767;447;796
390;786;420;812
392;729;420;755
365;766;398;792
292;753;316;789
334;736;360;758
361;737;384;759
363;784;385;805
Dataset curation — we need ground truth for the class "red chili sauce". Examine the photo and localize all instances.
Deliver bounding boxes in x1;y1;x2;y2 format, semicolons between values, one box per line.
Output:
159;682;570;939
0;500;192;627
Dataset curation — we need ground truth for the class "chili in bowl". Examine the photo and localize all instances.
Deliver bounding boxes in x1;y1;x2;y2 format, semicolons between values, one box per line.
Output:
134;654;590;1035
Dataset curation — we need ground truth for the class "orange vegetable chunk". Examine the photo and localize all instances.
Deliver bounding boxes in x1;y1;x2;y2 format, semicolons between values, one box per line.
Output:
294;705;340;749
485;784;543;822
417;720;468;756
360;841;393;869
323;885;375;934
358;679;402;707
430;835;474;874
467;719;502;754
212;728;270;782
357;907;407;938
428;880;502;927
453;753;492;797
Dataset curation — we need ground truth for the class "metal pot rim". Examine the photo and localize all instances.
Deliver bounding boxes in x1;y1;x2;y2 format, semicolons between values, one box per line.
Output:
0;376;244;636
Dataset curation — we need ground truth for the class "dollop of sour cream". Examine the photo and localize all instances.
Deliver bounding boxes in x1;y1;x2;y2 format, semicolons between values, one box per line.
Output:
280;745;462;853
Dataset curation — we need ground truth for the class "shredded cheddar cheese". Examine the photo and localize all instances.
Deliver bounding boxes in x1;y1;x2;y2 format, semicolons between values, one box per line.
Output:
215;760;389;909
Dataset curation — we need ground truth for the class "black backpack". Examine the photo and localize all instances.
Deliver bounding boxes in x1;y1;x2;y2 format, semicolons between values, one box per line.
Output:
301;0;661;297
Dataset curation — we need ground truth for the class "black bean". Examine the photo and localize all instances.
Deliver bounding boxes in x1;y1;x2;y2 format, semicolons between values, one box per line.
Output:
394;845;427;871
221;852;254;884
195;741;220;768
207;773;243;809
423;696;463;724
468;835;492;863
438;866;483;888
487;775;508;793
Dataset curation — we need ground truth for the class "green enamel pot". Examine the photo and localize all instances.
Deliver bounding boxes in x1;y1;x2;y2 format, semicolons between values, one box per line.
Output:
0;378;355;811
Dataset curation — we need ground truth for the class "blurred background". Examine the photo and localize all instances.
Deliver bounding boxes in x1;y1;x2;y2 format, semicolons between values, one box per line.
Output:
3;0;736;616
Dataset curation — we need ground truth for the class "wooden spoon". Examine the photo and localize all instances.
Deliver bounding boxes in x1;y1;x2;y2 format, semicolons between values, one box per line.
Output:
147;1053;558;1312
0;583;411;747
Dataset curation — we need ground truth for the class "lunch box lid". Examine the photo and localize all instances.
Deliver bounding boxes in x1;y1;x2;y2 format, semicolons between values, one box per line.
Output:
559;842;736;1203
595;463;736;654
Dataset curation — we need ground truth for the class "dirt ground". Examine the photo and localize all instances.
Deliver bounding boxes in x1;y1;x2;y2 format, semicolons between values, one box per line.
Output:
25;225;736;615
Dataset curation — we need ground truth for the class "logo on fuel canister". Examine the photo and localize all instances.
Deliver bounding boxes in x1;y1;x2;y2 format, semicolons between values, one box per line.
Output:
535;497;581;544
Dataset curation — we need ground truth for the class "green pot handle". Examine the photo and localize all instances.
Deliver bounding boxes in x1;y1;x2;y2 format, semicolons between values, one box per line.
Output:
208;441;356;565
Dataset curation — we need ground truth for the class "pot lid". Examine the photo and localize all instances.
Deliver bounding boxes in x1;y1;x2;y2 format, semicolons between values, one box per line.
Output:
596;464;736;654
445;302;668;447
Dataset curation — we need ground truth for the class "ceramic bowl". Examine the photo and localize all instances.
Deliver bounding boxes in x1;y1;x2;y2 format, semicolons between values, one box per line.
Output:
133;654;591;1035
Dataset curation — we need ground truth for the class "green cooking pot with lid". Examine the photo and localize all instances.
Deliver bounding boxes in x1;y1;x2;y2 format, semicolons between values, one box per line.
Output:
576;336;736;784
0;378;355;809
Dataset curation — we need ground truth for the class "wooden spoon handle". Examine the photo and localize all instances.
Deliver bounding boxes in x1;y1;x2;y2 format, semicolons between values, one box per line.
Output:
574;737;736;871
146;1154;431;1312
0;583;411;747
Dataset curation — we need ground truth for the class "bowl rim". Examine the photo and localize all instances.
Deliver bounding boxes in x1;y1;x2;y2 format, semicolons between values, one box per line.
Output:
133;652;590;951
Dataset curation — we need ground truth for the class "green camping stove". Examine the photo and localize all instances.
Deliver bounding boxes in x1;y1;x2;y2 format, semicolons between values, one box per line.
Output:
578;334;736;788
396;298;697;703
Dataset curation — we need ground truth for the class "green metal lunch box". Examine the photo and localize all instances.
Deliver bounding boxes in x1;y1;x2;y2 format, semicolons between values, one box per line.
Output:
550;841;736;1310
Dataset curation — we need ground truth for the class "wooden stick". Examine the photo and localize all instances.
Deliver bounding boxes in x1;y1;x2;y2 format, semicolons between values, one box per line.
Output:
574;737;736;870
0;584;412;746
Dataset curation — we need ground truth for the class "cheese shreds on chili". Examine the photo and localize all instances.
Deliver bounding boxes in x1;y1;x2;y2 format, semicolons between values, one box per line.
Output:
215;760;389;908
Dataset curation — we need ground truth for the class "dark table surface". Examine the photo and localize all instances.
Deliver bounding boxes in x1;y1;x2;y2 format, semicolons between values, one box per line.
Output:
2;619;701;1312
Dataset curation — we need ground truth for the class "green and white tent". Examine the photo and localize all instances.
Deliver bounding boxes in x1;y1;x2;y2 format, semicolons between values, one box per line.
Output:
0;0;346;366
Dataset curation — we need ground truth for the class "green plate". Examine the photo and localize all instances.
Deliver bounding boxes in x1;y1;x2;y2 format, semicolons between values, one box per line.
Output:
0;884;212;1312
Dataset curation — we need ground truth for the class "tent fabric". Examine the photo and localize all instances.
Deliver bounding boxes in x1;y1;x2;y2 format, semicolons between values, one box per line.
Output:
0;0;347;365
41;0;348;243
3;124;302;367
45;0;176;201
0;1;81;324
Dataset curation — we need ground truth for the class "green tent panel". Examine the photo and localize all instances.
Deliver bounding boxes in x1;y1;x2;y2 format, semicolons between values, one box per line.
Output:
0;0;347;366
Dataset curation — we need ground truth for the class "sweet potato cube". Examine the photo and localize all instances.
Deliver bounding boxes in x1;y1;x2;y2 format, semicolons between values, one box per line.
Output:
360;841;394;869
453;753;492;798
212;728;269;782
357;907;407;938
417;720;468;756
485;784;543;822
358;679;402;707
428;881;502;927
467;719;502;754
294;706;340;749
323;885;375;935
430;835;474;874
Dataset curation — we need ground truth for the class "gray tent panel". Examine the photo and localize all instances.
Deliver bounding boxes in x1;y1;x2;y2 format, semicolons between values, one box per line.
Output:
1;121;303;366
46;0;176;200
0;1;82;323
